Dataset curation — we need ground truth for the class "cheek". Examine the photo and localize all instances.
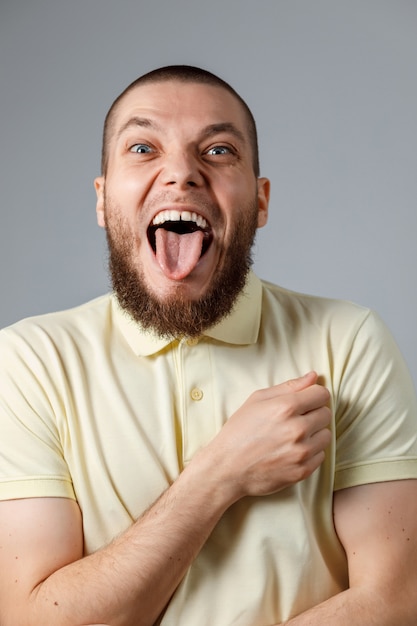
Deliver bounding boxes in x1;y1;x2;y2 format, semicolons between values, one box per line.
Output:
223;183;258;219
110;174;144;198
217;180;248;211
104;178;148;228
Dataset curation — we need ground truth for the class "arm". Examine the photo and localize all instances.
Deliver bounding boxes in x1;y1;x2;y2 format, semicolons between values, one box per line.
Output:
283;479;417;625
0;372;331;626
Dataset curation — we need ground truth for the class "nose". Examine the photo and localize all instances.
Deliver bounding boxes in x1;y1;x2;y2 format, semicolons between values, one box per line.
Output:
160;149;205;189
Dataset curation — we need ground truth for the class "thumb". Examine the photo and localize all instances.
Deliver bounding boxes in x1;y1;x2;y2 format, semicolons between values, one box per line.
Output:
255;372;319;401
278;371;318;394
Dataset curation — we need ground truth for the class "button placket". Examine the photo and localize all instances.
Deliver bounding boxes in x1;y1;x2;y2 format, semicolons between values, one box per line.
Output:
181;339;214;464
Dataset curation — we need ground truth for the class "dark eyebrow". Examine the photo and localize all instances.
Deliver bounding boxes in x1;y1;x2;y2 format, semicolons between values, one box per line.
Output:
200;123;246;144
116;117;161;139
115;118;247;148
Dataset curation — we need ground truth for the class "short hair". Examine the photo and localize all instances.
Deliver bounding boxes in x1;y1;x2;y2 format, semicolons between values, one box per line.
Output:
100;65;260;177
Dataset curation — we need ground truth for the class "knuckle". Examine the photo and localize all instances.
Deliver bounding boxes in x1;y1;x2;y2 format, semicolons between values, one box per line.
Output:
278;395;298;420
249;388;267;403
294;443;311;464
286;377;301;390
317;406;332;427
320;385;331;403
322;428;333;446
322;404;332;419
312;383;330;402
288;419;308;443
291;463;312;483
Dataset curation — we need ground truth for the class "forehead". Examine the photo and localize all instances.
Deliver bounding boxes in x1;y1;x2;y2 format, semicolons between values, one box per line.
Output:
111;80;249;137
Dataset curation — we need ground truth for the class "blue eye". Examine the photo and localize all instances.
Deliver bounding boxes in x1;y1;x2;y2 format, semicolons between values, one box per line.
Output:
206;146;231;156
130;144;152;154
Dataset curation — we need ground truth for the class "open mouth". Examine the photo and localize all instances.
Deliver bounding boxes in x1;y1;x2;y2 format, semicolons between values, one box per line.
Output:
147;210;213;257
147;209;213;280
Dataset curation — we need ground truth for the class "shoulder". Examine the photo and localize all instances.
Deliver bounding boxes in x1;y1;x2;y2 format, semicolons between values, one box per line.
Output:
0;294;114;361
259;278;374;337
1;294;112;334
257;278;405;376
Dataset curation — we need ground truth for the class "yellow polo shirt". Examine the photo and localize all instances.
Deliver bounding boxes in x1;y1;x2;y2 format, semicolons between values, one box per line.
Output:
1;272;417;624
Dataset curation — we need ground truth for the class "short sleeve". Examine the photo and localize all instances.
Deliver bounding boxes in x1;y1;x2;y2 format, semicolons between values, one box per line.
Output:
0;325;75;500
334;310;417;490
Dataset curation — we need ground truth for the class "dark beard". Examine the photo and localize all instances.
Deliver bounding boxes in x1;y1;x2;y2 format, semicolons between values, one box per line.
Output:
106;203;259;339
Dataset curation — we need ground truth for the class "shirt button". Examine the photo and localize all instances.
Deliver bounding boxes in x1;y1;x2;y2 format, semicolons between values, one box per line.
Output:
187;337;199;347
190;388;204;401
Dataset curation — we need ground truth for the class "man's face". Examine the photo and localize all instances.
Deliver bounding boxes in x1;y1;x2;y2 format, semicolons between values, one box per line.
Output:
95;80;270;336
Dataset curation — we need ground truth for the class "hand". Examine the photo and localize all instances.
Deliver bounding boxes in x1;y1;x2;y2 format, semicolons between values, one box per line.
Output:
205;372;332;501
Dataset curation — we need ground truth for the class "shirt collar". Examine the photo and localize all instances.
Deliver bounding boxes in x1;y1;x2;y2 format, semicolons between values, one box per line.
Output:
112;271;262;356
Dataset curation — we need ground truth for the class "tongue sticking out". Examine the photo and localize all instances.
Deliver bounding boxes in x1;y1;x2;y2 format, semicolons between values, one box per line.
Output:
155;228;205;280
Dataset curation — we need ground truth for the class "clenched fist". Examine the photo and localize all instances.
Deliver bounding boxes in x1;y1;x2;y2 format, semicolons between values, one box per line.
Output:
201;371;332;504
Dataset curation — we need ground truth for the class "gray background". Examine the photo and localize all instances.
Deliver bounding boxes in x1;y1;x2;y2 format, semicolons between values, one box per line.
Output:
1;1;416;384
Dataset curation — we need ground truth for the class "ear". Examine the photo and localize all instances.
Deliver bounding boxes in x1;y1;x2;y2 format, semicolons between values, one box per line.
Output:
94;176;106;228
256;177;270;228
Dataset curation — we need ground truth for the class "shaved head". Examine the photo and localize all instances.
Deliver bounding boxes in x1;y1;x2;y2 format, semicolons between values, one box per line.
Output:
100;65;260;177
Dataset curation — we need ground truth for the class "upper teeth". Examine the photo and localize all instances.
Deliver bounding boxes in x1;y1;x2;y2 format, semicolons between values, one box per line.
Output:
152;210;208;229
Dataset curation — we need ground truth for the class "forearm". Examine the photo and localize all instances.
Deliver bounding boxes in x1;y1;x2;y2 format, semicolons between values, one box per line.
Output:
285;481;417;626
28;457;232;626
282;586;415;626
1;374;332;626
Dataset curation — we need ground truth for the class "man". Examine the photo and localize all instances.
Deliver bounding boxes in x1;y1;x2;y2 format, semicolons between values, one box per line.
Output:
0;65;417;626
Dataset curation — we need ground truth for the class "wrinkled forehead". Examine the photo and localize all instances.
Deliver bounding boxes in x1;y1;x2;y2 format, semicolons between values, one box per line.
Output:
109;80;251;140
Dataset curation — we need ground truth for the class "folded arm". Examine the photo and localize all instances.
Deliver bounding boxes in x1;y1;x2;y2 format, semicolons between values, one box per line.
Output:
0;464;226;626
283;479;417;625
0;372;331;626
